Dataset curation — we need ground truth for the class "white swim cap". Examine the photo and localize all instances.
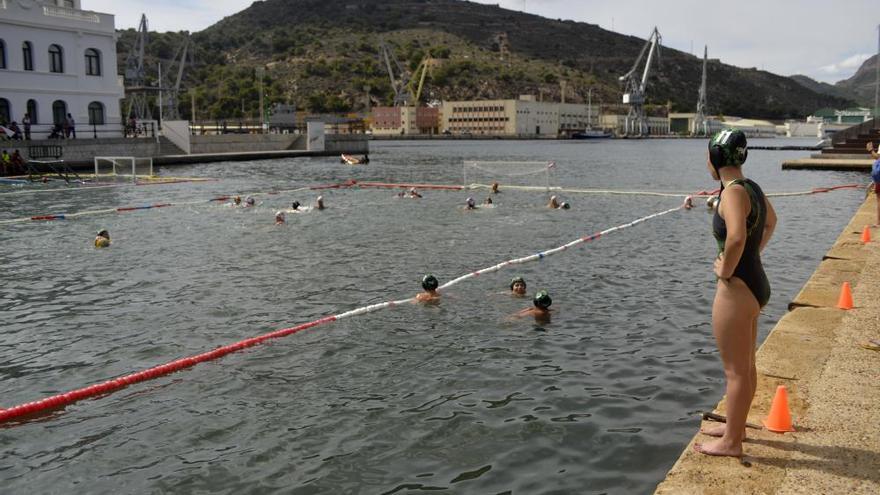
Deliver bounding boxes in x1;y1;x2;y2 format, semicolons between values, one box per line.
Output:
275;210;285;220
317;195;324;201
466;197;475;206
410;187;416;193
550;195;557;201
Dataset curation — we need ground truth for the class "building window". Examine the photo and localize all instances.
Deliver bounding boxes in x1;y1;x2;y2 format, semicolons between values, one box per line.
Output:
49;44;64;73
27;100;38;124
0;39;6;69
22;41;33;71
85;48;101;76
0;98;10;124
59;0;74;7
88;102;104;125
52;100;67;125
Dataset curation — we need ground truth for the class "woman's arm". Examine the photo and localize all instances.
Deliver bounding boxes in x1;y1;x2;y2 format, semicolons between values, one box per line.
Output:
715;185;750;279
759;197;777;253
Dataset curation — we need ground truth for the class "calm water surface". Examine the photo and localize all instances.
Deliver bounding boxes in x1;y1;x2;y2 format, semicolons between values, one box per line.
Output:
0;139;866;494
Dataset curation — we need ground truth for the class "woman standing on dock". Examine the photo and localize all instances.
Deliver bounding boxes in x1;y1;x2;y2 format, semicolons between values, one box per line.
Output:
695;129;777;458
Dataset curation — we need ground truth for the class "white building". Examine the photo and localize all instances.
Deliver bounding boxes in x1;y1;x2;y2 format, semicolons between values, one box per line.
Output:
0;0;124;138
440;96;599;137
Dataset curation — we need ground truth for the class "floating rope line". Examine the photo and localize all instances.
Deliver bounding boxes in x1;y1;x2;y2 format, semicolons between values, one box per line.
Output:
0;181;865;226
0;204;684;424
0;186;316;225
0;177;218;196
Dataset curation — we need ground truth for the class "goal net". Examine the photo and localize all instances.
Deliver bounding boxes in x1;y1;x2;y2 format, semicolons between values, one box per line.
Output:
462;161;556;192
93;156;154;183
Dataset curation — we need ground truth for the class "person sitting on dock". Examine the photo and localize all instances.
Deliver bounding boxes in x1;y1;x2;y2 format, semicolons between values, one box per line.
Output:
10;150;25;175
416;274;441;302
513;290;552;322
94;230;111;248
316;196;326;210
408;187;423;199
510;277;527;296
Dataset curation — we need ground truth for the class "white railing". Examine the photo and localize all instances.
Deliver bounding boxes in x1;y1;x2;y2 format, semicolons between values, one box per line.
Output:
43;5;100;23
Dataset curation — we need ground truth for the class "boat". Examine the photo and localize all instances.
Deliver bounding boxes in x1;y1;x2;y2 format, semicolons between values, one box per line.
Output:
341;154;369;165
572;129;612;139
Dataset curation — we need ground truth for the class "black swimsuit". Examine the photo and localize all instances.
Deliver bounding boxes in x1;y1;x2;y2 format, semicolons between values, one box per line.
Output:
712;178;771;307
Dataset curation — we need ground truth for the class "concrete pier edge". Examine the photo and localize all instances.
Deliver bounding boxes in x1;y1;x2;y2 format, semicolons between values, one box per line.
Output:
654;194;880;494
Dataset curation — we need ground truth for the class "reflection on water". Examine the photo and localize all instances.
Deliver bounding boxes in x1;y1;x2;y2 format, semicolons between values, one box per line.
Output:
0;139;866;494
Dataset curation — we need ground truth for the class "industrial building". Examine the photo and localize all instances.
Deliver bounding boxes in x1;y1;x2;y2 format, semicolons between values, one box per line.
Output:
370;106;439;135
439;96;599;137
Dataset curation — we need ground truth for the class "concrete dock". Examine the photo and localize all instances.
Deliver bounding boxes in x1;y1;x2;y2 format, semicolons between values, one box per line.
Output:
781;158;873;171
655;195;880;494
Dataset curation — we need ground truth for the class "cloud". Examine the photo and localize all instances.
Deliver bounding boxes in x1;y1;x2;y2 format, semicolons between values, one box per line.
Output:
819;53;873;75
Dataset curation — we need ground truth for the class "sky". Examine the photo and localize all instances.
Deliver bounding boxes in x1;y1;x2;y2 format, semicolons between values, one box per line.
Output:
89;0;880;84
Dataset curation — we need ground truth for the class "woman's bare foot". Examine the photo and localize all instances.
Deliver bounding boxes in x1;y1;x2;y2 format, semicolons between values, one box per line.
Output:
693;440;742;458
700;424;747;438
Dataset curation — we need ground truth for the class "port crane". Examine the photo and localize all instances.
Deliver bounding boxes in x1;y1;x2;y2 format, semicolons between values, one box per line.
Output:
379;41;434;106
124;14;151;120
693;45;709;136
619;26;661;136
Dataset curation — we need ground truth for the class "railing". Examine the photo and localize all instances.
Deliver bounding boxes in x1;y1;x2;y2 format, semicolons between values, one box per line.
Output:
0;122;156;140
43;5;101;23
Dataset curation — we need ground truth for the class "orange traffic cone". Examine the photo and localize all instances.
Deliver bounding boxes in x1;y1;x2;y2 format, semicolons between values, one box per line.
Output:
763;385;795;433
837;282;853;310
862;225;871;244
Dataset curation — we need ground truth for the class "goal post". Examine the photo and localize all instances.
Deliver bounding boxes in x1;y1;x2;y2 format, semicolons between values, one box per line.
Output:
93;156;154;183
462;161;556;192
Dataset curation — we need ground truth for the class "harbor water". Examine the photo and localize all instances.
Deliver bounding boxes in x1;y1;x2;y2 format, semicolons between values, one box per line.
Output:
0;139;866;494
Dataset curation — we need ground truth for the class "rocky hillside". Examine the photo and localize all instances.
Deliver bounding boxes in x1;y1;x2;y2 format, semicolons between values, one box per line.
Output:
791;55;878;108
117;0;855;120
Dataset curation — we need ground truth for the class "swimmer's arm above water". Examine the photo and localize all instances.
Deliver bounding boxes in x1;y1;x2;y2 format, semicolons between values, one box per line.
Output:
715;186;749;279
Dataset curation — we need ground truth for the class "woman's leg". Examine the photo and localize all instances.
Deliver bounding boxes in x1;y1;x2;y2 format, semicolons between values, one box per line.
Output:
695;277;759;457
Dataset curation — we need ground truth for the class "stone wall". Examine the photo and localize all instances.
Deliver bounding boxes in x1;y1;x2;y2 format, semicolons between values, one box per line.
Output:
189;134;304;154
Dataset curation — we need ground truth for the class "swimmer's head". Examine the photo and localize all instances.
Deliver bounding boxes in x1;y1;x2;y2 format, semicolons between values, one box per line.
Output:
97;229;109;239
245;196;255;206
421;274;439;291
550;195;557;201
317;195;324;203
233;196;242;205
510;276;527;294
466;197;475;207
533;290;552;309
485;197;493;204
491;182;499;192
410;187;417;194
559;202;570;209
291;200;301;210
708;128;748;173
275;211;285;223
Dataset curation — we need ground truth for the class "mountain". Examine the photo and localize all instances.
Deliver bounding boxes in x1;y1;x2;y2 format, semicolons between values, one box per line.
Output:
834;54;878;107
116;0;855;120
789;75;853;101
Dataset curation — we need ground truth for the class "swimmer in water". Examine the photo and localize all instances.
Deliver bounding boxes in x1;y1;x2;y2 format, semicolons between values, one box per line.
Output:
415;274;441;302
484;197;494;205
291;200;301;211
558;202;570;210
683;195;695;210
275;211;285;225
94;229;111;248
491;182;501;194
316;195;325;210
514;290;552;322
233;196;242;206
409;187;423;199
706;196;720;210
395;190;406;198
510;277;527;296
465;197;477;210
547;195;560;209
245;196;256;207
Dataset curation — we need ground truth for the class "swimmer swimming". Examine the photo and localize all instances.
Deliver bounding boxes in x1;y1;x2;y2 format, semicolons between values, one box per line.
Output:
291;200;301;211
491;182;501;194
233;196;242;206
409;187;423;199
245;196;255;207
514;290;552;322
547;195;560;209
94;229;111;248
316;195;325;210
485;197;493;205
465;197;477;210
415;274;440;302
510;276;527;296
275;211;285;224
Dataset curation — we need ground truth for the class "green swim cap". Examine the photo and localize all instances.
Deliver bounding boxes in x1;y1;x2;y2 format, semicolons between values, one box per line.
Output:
709;128;748;169
422;274;439;291
510;276;526;290
533;290;552;309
